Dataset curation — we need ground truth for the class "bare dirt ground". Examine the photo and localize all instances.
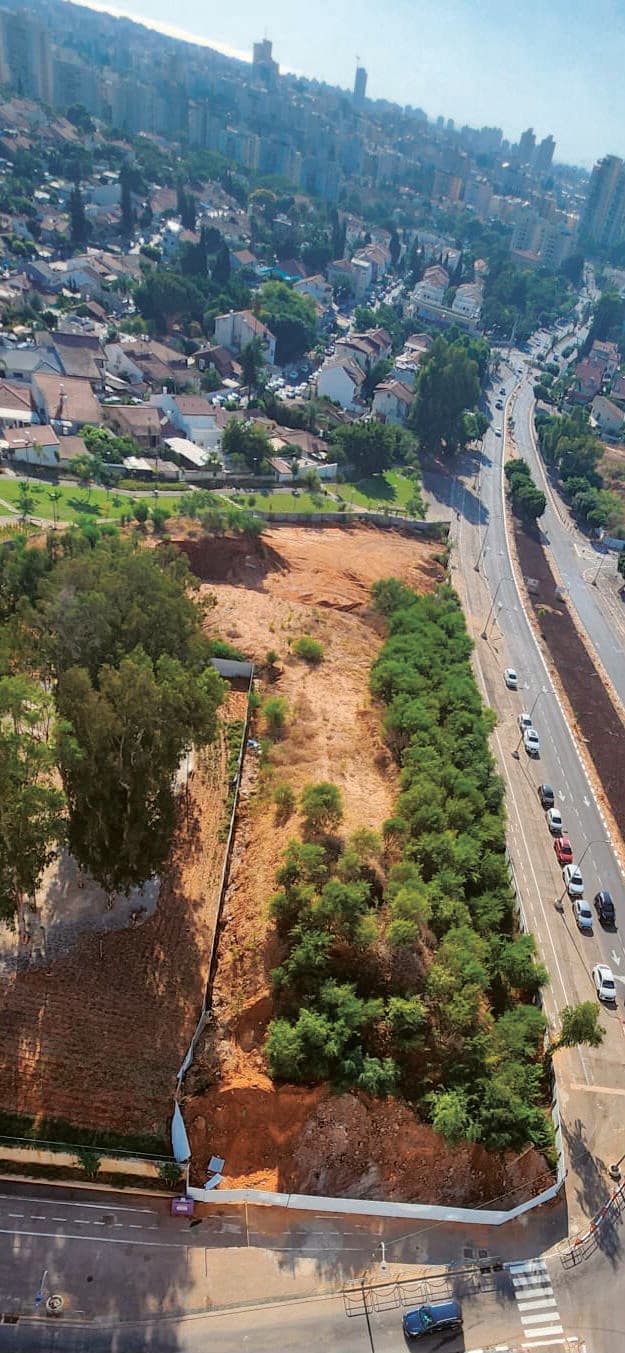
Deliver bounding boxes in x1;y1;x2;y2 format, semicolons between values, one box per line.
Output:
514;520;625;843
180;526;550;1205
0;691;242;1141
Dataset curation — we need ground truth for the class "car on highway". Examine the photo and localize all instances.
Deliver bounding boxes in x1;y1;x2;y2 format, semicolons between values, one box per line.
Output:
563;863;584;897
594;890;616;927
593;964;617;1003
573;899;593;932
403;1301;463;1339
524;727;540;756
504;667;518;689
546;807;563;835
495;429;501;436
495;400;503;410
554;835;573;865
518;712;533;731
538;783;555;809
499;387;506;394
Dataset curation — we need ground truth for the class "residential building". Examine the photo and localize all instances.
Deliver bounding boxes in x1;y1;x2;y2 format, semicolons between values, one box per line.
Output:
149;392;221;450
412;265;450;308
590;340;619;378
163;436;217;471
213;310;276;365
315;356;365;411
518;128;536;165
533;135;556;175
610;374;625;406
105;340;190;389
294;275;334;308
0;424;59;468
0;381;34;427
451;283;483;321
572;360;604;404
104;403;161;448
335;328;392;371
591;395;625;438
0;346;62;384
192;345;242;381
372;379;414;424
0;8;52;102
353;65;367;105
31;374;103;431
582;155;625;249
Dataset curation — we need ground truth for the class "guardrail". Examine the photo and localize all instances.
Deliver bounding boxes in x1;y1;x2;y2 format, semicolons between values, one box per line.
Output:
560;1176;625;1267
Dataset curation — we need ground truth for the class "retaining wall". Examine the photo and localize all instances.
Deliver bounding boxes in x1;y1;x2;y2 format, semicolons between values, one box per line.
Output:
0;1140;170;1180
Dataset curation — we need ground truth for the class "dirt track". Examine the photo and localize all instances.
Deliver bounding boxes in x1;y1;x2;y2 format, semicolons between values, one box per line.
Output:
514;522;625;842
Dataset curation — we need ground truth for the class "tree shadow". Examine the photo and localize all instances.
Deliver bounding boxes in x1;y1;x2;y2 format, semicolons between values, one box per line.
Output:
560;1114;623;1265
420;459;489;527
66;497;102;517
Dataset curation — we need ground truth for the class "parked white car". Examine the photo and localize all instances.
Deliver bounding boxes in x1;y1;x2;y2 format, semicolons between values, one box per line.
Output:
563;864;584;897
523;727;540;757
546;808;563;835
518;712;533;731
504;668;518;689
573;899;593;932
593;964;617;1003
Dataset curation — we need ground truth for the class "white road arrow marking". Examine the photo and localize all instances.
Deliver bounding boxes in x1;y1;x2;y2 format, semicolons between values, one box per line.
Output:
583;796;591;807
611;951;622;967
558;791;566;802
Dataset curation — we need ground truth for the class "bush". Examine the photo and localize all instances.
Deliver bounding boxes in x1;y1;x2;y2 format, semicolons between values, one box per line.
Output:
273;783;296;818
293;635;324;664
300;781;343;834
263;695;289;737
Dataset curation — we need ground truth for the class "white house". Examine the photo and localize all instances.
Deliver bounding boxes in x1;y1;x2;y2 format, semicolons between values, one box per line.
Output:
452;283;483;321
213;310;276;365
591;395;625;439
335;328;393;372
372;379;414;425
412;265;449;308
0;423;60;468
315;356;365;411
150;392;221;450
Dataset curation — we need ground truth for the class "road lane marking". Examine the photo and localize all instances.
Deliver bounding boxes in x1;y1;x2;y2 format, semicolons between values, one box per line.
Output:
521;1329;565;1341
570;1081;625;1095
0;1225;182;1248
0;1193;157;1214
7;1213;23;1219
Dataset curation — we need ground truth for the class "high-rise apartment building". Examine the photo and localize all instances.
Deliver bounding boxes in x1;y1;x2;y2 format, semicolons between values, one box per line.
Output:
518;127;536;165
583;155;625;247
252;38;279;86
533;134;556;175
353;65;367;104
0;7;52;102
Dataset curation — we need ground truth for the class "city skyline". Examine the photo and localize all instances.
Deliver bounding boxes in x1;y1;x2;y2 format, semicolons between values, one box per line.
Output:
75;0;625;168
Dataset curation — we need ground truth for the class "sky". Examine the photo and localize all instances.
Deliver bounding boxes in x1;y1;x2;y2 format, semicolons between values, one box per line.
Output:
76;0;625;167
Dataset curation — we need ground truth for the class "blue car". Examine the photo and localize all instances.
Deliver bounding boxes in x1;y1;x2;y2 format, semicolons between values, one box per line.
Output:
403;1300;463;1338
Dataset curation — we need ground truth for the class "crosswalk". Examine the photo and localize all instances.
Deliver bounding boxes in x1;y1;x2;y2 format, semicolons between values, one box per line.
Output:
508;1257;566;1346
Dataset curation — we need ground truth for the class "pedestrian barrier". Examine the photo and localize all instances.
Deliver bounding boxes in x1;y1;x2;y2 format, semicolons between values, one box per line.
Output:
344;1267;481;1318
560;1176;625;1267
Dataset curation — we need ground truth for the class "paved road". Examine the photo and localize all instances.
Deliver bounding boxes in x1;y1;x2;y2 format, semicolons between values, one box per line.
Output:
0;1253;590;1352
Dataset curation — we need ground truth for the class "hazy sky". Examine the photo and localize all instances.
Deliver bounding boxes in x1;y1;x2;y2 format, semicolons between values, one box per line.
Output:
80;0;625;167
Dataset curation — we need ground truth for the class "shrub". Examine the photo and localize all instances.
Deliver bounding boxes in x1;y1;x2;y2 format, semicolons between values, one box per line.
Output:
300;781;343;834
293;635;324;664
263;695;289;737
273;783;296;817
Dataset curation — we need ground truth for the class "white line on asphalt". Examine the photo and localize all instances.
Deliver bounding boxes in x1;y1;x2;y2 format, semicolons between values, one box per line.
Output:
521;1331;565;1342
7;1213;23;1218
516;1296;558;1311
128;1224;144;1229
30;1216;46;1220
0;1193;157;1214
521;1310;560;1325
0;1225;181;1248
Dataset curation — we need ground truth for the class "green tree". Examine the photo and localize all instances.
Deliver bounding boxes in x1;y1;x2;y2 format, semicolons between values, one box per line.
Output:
330;421;418;479
221;418;272;473
240;337;265;396
258;281;316;362
263;695;288;737
553;1002;605;1051
300;782;343;835
212;242;231;287
16;481;35;523
69;183;90;247
0;678;66;925
410;336;481;457
47;488;63;529
56;650;224;896
431;1088;473;1145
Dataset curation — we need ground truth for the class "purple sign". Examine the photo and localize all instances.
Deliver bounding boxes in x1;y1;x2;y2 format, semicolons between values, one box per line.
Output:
171;1196;195;1217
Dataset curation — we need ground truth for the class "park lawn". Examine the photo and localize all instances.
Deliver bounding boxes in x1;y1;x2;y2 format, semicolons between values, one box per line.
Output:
221;489;340;514
334;470;419;510
0;478;184;524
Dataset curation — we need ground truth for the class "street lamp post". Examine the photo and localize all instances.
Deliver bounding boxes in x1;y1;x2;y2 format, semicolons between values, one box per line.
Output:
474;517;490;572
592;553;607;588
610;1149;625;1182
512;687;557;758
481;576;513;638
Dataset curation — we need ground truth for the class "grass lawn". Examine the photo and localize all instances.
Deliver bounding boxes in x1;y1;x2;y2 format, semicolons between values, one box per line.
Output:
0;478;185;525
221;489;340;514
334;470;420;511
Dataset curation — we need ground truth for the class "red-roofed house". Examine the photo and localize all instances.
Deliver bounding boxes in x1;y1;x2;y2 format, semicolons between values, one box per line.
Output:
372;379;414;424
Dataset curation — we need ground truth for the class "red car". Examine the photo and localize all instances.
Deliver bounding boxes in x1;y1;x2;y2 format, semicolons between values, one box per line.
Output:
554;835;573;865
